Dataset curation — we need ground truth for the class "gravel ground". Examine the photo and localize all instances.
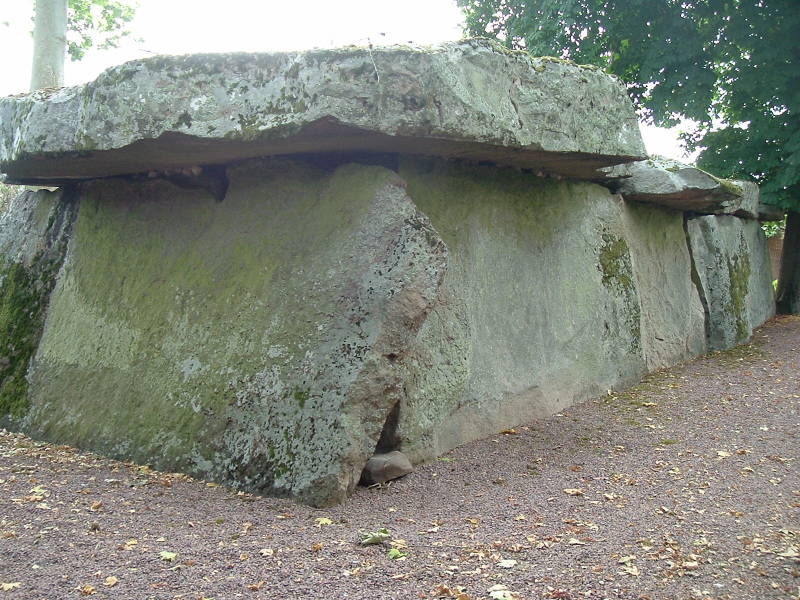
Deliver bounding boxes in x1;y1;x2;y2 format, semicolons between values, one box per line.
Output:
1;316;798;600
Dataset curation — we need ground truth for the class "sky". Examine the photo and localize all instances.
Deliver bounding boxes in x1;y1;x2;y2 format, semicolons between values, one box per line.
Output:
0;0;693;161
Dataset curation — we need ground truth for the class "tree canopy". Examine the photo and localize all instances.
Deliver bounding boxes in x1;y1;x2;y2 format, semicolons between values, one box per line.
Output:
458;0;799;211
67;0;137;61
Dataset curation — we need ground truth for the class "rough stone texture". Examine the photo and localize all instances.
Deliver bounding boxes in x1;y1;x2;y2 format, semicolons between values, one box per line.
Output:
0;40;645;185
0;187;76;423
20;160;446;506
686;215;775;350
359;451;413;485
621;202;707;370
609;158;759;218
0;155;774;505
392;158;706;461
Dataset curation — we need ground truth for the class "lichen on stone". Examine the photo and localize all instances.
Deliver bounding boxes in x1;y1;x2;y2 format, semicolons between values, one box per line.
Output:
727;238;751;342
598;231;641;351
599;233;634;289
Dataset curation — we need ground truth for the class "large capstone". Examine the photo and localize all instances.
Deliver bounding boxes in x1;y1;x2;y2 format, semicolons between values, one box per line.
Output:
609;158;760;218
0;40;644;185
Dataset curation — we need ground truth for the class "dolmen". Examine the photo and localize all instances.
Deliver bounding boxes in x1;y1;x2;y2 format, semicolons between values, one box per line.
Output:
0;40;776;505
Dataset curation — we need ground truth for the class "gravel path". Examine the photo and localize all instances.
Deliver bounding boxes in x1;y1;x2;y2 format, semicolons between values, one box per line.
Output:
1;316;798;600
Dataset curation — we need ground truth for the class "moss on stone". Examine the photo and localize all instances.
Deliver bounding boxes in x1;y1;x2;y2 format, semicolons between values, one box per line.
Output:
727;241;751;343
708;174;743;197
0;252;61;419
292;386;310;409
598;232;641;351
599;233;634;289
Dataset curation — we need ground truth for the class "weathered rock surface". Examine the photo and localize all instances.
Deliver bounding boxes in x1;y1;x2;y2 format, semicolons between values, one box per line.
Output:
0;41;779;506
621;203;707;370
609;158;759;218
686;215;775;350
0;40;644;185
392;158;707;461
0;155;778;504
0;187;76;422
360;451;413;485
20;161;446;506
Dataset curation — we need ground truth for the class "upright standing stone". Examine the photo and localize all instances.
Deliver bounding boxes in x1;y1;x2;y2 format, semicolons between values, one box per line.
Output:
686;215;775;350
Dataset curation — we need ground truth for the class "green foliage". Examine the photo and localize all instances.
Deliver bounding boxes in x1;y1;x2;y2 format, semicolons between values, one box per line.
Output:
762;217;786;239
358;528;392;546
458;0;799;211
67;0;136;61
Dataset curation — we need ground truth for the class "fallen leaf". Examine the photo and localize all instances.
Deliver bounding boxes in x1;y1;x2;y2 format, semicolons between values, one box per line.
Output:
0;583;21;592
314;517;333;527
311;542;324;552
488;584;519;600
90;501;102;511
567;538;586;546
259;548;274;557
387;548;407;560
500;429;519;435
498;559;517;568
563;488;584;496
104;576;119;587
716;450;732;458
247;581;266;591
159;551;178;562
359;528;391;546
79;585;96;596
433;584;470;599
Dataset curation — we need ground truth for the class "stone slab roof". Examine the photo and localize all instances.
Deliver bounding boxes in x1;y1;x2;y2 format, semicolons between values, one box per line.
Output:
0;40;645;185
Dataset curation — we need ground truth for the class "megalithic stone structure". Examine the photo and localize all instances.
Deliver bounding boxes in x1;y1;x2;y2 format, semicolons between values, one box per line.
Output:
0;40;775;505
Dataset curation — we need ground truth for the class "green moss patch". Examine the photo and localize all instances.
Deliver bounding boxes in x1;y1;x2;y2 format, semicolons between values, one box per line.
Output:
599;233;634;289
727;240;752;343
0;191;73;422
0;253;61;419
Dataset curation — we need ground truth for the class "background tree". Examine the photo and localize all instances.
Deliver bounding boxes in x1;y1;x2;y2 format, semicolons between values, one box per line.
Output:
459;0;800;313
31;0;136;90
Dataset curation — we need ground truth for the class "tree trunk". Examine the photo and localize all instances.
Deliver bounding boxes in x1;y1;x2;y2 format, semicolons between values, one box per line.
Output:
30;0;68;91
776;210;800;314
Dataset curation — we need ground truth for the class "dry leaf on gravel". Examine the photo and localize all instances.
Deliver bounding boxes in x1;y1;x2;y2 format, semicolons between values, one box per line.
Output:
498;559;517;568
488;584;520;600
